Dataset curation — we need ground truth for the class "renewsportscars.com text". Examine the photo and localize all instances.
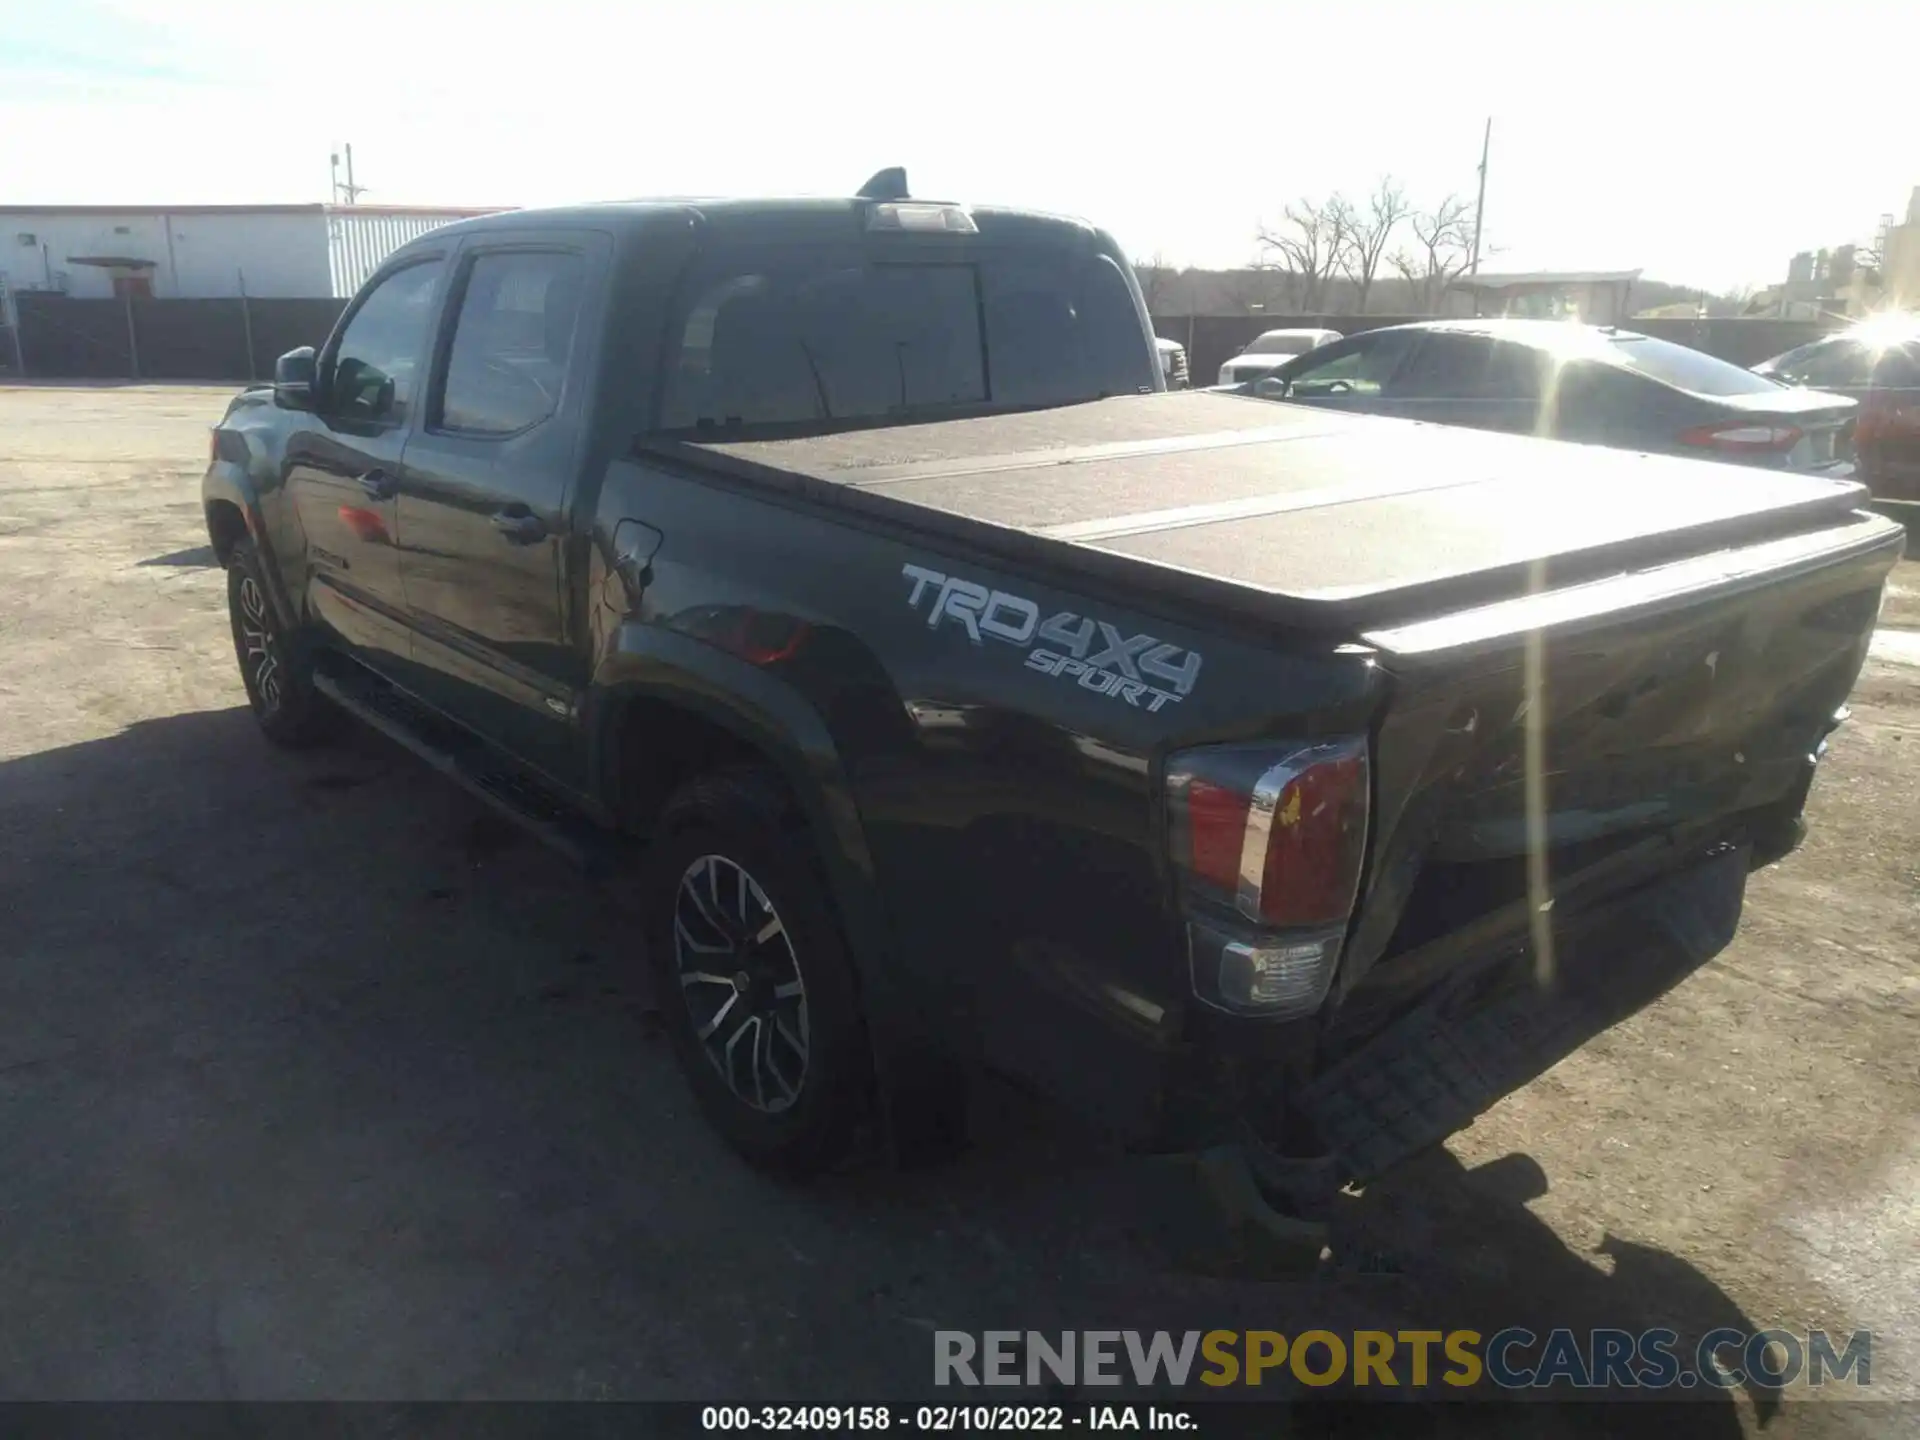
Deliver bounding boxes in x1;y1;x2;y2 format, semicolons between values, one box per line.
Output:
935;1328;1873;1391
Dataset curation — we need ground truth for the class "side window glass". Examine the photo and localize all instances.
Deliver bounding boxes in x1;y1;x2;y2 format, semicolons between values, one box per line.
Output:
440;251;585;435
1391;334;1533;399
328;260;443;422
1285;331;1413;396
1550;360;1655;433
1483;341;1548;400
1782;340;1872;389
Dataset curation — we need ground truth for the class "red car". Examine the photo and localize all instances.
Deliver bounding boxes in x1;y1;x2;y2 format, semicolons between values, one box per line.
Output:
1757;319;1920;502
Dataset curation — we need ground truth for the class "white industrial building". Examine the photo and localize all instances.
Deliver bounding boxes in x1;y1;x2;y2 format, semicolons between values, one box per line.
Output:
0;204;503;301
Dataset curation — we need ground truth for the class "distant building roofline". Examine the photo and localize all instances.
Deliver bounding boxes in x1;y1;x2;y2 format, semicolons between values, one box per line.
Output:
1450;268;1643;290
325;204;510;218
2;203;509;218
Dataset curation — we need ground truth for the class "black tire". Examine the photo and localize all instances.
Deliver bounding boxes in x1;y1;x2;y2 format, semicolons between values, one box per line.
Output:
227;538;336;748
641;767;870;1175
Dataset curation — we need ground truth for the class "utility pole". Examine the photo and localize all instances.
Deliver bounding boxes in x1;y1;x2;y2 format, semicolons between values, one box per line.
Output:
0;275;26;378
1469;117;1491;277
330;144;367;205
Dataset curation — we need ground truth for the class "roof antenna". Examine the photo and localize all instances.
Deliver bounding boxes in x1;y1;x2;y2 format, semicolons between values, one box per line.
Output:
856;167;909;202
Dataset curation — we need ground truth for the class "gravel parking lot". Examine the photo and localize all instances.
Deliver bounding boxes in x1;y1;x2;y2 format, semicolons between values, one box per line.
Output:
2;383;1915;1434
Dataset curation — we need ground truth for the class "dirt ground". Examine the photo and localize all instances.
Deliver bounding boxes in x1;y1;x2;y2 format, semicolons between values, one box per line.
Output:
1;383;1915;1433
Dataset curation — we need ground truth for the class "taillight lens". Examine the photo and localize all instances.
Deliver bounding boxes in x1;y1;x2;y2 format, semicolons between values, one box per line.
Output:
1678;421;1803;455
1166;738;1370;1017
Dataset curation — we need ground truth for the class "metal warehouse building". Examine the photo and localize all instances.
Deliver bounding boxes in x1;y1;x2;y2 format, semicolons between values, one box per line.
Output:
0;204;503;301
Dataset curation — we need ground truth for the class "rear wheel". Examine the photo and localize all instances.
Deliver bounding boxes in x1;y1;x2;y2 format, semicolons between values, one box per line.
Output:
642;768;869;1174
227;538;335;748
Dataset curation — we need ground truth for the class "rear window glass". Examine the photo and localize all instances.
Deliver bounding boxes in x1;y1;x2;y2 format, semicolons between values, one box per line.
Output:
1875;344;1920;387
659;249;1154;432
1605;335;1782;397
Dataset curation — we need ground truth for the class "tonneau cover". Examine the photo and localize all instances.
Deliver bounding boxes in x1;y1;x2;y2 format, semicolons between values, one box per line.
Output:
662;392;1880;631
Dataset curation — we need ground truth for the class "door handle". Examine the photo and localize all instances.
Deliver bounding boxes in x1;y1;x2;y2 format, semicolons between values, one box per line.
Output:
357;468;397;501
491;508;548;545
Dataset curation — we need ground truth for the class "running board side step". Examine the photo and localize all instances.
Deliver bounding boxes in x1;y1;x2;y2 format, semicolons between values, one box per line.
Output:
313;666;622;877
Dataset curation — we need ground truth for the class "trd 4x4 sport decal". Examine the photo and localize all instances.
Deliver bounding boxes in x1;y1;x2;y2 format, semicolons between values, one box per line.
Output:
901;564;1203;711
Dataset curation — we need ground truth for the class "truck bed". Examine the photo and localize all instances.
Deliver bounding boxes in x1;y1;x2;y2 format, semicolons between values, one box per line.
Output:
656;392;1884;634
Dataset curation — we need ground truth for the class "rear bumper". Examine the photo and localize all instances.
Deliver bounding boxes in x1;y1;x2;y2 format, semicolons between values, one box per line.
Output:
1871;495;1920;535
1136;833;1756;1161
1296;843;1749;1179
1042;769;1823;1153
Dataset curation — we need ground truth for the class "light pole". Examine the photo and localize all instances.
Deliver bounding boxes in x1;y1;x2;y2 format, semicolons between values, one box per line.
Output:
330;145;367;205
1469;117;1491;277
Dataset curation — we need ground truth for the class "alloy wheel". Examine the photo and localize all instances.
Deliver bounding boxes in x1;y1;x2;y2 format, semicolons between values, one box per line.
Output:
237;575;283;713
673;854;809;1114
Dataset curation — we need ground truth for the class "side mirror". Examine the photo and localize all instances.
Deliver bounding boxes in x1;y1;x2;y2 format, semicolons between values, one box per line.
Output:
1253;375;1292;400
273;347;318;411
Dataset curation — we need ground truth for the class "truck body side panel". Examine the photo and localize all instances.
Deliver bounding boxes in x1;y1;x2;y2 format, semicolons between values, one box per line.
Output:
590;455;1382;1139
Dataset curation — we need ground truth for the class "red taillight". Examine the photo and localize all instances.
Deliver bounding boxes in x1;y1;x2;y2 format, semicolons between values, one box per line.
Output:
1166;738;1370;1016
1170;739;1369;927
1256;750;1369;927
1184;778;1250;893
1678;421;1803;455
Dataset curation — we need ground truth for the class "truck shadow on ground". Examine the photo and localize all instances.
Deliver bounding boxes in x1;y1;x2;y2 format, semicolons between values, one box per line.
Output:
138;544;219;568
0;707;1776;1428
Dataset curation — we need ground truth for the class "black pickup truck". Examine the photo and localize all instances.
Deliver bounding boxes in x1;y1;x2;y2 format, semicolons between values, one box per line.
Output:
203;173;1903;1208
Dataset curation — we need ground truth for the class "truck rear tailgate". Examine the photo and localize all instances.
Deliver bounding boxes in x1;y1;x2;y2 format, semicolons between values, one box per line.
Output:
1332;508;1901;1022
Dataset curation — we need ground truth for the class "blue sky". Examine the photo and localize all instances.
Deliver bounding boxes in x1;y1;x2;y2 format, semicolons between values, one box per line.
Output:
2;0;1912;292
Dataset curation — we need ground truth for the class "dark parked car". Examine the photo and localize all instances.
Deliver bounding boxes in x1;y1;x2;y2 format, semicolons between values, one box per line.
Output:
1756;319;1920;502
1244;319;1859;474
202;176;1899;1226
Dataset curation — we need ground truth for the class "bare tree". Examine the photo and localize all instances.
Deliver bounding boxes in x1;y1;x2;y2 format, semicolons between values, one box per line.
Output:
1218;266;1286;317
1134;251;1174;317
1335;177;1411;315
1389;195;1474;313
1255;197;1349;313
1853;241;1885;291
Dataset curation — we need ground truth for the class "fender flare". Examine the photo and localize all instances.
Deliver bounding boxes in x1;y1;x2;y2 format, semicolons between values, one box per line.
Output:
203;462;300;632
589;626;971;1158
589;626;890;992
